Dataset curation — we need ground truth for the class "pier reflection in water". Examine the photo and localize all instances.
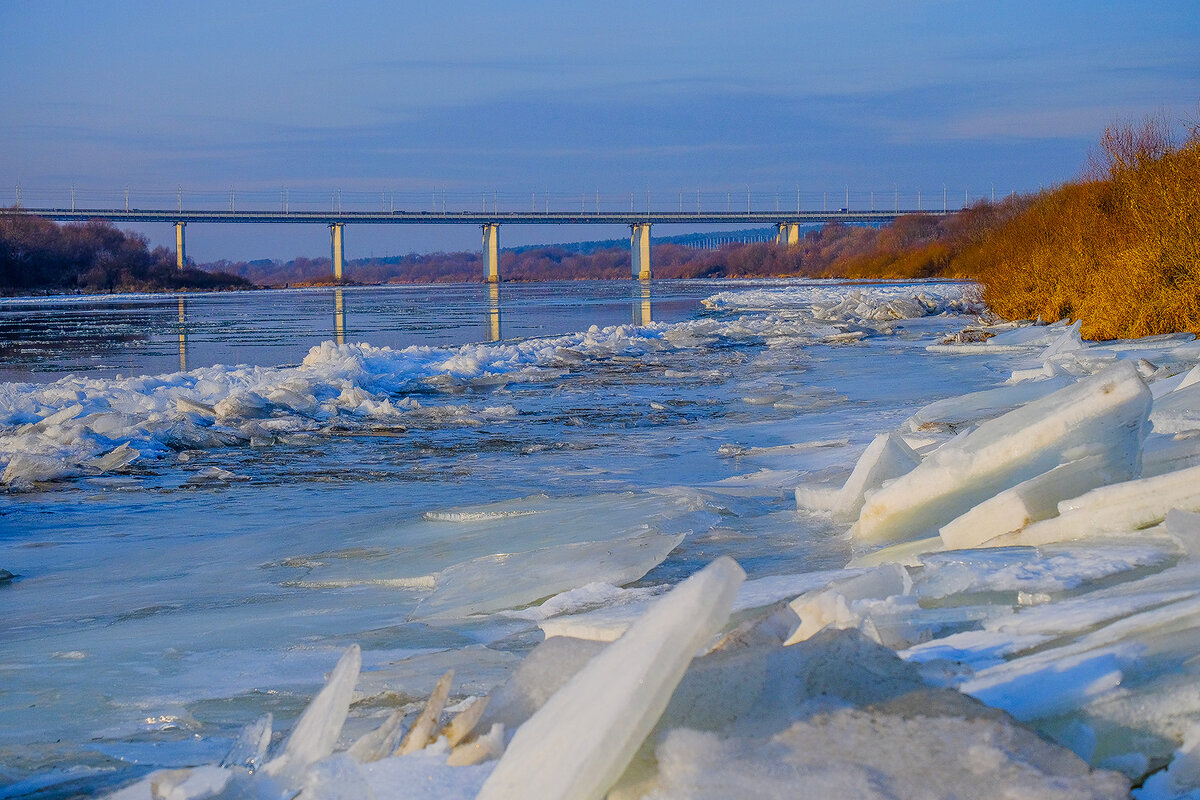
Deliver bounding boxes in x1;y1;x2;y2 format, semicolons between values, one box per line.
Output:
334;288;346;345
488;284;501;342
634;280;652;325
177;297;187;371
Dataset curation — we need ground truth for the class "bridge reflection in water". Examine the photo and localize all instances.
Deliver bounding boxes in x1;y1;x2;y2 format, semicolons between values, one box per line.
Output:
177;297;188;371
634;280;652;326
334;288;346;345
488;284;501;342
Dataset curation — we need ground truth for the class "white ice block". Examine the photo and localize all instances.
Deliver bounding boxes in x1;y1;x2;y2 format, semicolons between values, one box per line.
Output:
784;563;912;645
475;557;745;800
794;433;919;520
832;433;921;523
992;464;1200;547
906;377;1072;429
854;362;1150;544
1150;381;1200;434
939;455;1125;550
1140;433;1200;478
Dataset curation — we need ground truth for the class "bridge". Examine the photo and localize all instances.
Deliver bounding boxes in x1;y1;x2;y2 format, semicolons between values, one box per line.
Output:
8;206;949;282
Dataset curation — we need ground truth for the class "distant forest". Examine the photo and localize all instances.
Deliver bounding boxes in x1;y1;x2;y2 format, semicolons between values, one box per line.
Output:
209;220;962;287
0;214;251;294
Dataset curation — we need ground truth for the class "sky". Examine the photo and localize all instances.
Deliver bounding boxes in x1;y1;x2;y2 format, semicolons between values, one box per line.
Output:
2;0;1198;262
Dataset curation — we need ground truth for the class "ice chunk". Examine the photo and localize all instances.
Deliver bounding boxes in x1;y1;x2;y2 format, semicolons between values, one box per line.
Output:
475;557;745;800
1040;319;1086;359
262;644;361;778
219;714;272;771
411;530;684;621
2;452;79;485
85;442;140;474
783;563;912;645
939;455;1126;549
993;464;1200;547
1141;433;1200;478
347;709;407;764
1135;721;1200;799
539;570;859;643
1151;381;1200;434
1149;364;1200;399
396;670;453;755
854;362;1150;544
473;637;608;738
795;433;920;522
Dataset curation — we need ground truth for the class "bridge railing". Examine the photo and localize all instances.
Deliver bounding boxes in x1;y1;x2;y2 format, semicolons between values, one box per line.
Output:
8;185;1010;216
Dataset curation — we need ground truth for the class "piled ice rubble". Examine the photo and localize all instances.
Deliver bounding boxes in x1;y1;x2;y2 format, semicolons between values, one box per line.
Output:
782;315;1200;792
701;281;984;320
105;557;1131;800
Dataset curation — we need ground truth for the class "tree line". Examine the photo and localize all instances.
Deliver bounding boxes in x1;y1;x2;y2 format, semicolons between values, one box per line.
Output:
0;214;251;294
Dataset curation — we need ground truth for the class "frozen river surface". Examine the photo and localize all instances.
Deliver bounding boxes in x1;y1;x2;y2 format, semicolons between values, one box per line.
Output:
6;279;1197;799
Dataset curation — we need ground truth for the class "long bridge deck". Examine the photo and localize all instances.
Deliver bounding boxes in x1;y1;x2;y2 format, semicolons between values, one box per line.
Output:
5;206;951;282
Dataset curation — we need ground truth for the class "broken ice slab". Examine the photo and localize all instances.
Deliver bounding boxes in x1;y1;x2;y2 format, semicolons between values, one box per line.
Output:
475;557;744;800
991;464;1200;548
1150;381;1200;434
853;362;1150;545
794;433;921;523
1;452;79;485
914;542;1177;602
783;563;912;645
960;591;1200;725
85;442;140;474
1140;433;1200;479
539;570;860;643
410;530;685;621
1149;364;1200;399
905;377;1073;429
262;644;361;779
939;455;1127;550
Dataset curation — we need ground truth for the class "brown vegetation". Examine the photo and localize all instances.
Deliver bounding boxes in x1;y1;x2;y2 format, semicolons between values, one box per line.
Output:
0;214;252;294
961;117;1200;339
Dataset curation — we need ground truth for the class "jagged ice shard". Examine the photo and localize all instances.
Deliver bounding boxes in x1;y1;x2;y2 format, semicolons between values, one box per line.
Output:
475;557;745;800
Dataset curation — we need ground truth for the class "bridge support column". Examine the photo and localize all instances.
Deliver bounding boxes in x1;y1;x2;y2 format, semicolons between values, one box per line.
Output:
776;222;800;248
330;223;345;281
631;222;651;280
483;223;500;283
174;221;186;270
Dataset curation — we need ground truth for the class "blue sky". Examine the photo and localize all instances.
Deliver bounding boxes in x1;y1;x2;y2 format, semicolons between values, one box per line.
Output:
2;0;1197;262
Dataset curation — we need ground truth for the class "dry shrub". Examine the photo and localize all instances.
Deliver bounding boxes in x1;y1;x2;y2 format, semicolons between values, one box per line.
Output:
964;116;1200;339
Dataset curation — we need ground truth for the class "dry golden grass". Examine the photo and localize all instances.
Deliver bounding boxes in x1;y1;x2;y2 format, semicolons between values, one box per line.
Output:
965;117;1200;339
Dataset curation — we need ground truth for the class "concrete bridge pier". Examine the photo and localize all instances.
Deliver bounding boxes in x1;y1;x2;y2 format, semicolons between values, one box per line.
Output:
776;222;801;248
330;223;345;281
631;222;652;280
174;221;186;270
483;223;500;283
